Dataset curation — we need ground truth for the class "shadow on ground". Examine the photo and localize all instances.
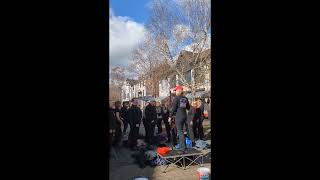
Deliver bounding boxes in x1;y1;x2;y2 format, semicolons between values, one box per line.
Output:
109;122;212;180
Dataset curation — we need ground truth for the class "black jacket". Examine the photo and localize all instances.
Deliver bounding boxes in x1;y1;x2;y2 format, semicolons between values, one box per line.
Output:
109;108;117;130
145;104;157;123
193;107;202;120
199;100;205;114
162;107;170;119
120;107;129;122
171;95;190;119
156;106;164;119
128;105;142;126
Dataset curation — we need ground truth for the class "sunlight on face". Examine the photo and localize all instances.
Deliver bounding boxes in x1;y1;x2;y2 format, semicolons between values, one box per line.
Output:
176;89;182;96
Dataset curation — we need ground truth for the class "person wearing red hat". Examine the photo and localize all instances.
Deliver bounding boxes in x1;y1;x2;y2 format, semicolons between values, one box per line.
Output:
170;85;190;154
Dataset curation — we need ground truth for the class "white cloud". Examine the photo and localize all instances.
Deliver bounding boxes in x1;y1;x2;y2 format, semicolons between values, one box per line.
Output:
109;10;146;68
109;8;114;18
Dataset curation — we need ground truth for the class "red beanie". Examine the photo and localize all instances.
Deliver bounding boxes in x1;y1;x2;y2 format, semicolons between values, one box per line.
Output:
175;85;183;91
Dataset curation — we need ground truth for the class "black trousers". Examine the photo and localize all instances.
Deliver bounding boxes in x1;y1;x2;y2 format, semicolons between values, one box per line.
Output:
128;124;139;147
113;122;122;146
175;117;187;149
170;118;178;145
163;117;171;140
123;120;129;134
156;118;172;140
156;118;163;134
186;118;195;142
143;119;149;141
145;121;155;144
192;118;204;140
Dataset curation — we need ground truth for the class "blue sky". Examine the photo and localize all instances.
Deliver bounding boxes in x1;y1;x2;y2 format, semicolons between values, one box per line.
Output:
110;0;151;24
109;0;211;71
109;0;152;70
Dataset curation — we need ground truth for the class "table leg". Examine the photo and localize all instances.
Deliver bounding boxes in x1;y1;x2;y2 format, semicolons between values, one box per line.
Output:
201;155;204;167
162;164;170;173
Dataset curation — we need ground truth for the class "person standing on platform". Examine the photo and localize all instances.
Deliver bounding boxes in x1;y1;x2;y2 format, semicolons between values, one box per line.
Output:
170;86;190;154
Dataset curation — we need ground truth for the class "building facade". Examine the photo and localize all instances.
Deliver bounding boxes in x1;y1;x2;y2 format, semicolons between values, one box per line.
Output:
121;49;211;103
158;49;211;100
121;79;147;103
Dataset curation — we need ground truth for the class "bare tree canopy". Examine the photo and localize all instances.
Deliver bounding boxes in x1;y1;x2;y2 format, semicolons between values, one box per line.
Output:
147;0;211;96
125;0;212;99
127;32;165;78
126;32;168;97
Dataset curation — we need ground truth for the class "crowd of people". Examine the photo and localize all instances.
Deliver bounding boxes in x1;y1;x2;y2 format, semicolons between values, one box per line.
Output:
107;85;207;154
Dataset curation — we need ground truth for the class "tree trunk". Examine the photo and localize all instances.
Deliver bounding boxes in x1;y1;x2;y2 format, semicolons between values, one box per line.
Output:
191;69;196;101
191;87;196;101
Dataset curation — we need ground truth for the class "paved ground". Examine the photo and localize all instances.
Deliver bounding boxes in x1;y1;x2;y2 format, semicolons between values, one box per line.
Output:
109;119;212;180
110;147;211;180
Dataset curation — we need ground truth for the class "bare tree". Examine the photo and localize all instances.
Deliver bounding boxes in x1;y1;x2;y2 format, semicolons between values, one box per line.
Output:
127;32;168;97
109;66;126;100
109;85;121;102
147;0;211;98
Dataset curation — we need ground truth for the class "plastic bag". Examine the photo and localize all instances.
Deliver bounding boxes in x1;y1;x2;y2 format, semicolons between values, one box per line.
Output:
157;147;171;156
137;139;147;147
186;137;192;149
151;156;167;166
139;123;146;137
145;150;157;161
195;140;209;150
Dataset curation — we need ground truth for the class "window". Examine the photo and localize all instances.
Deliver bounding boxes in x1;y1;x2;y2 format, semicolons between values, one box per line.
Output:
127;93;129;99
170;76;176;87
185;70;192;83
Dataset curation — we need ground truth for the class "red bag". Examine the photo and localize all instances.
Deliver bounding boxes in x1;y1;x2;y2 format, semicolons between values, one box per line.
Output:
157;147;171;156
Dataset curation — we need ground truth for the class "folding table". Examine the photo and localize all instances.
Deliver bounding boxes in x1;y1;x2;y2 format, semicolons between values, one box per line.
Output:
157;148;204;173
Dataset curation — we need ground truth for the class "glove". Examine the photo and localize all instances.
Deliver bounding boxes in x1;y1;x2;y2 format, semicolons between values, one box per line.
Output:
168;117;171;123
